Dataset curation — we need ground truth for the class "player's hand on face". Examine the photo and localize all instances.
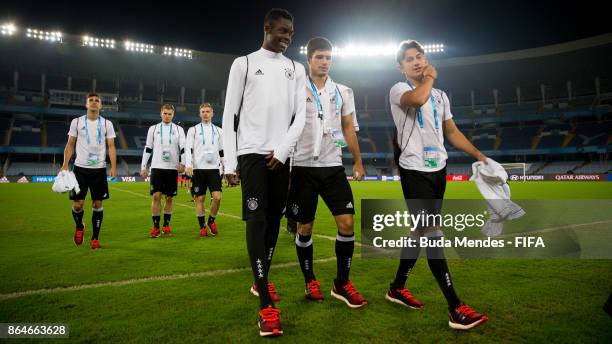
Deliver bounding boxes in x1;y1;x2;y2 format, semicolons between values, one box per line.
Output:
140;169;148;178
186;167;193;177
265;152;283;171
422;64;438;80
353;163;366;181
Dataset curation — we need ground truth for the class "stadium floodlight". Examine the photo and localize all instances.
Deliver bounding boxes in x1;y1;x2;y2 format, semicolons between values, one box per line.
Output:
26;28;63;43
83;36;115;49
124;41;155;54
163;46;193;59
299;42;445;57
1;23;17;36
422;43;445;53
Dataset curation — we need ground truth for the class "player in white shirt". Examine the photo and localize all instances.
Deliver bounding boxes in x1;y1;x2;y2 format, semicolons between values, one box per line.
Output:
386;40;488;330
222;8;306;337
140;104;186;238
185;103;224;237
61;93;117;250
286;37;367;308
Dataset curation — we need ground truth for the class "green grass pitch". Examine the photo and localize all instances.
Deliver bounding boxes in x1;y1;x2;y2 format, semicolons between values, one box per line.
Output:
0;181;611;343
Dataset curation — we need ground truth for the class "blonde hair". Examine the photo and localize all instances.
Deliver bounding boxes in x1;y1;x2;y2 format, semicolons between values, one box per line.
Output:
160;104;175;112
199;102;213;110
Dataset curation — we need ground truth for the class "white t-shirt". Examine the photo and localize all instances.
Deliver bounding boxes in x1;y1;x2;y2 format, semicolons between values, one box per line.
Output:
141;122;186;170
185;122;224;170
222;47;307;174
68;115;116;169
292;77;359;167
389;82;453;172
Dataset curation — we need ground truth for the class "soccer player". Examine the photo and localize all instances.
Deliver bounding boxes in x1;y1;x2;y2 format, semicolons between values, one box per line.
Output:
61;93;117;250
286;37;367;307
222;8;306;337
185;103;224;237
387;40;488;330
140;104;186;238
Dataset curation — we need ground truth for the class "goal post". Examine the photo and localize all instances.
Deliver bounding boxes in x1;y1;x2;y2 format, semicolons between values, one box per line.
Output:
501;162;530;181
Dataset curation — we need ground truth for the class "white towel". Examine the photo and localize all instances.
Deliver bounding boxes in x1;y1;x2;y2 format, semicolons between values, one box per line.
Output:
470;158;525;236
52;170;80;194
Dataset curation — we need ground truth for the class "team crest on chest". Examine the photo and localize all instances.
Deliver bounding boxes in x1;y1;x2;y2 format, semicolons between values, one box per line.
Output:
284;68;295;80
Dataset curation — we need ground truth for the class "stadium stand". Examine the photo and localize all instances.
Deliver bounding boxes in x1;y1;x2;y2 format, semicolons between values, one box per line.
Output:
0;33;610;176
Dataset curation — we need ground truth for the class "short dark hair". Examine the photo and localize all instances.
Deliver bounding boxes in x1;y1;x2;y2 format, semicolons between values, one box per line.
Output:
264;8;293;26
396;40;425;64
86;92;100;99
306;37;333;60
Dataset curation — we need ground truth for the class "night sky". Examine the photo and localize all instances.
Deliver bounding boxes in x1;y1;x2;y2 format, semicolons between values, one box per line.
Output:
2;0;609;57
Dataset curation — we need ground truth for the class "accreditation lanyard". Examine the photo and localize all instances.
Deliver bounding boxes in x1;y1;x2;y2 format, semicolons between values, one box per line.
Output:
160;123;173;145
84;116;102;145
406;81;438;131
309;77;340;120
200;123;214;145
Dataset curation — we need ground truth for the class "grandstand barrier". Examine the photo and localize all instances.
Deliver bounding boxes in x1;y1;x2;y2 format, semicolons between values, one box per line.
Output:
0;145;609;158
49;90;119;111
508;174;609;181
1;174;608;184
0;105;200;123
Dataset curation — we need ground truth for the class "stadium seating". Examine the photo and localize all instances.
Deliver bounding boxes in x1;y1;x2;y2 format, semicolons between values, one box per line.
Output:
0;117;10;144
10;120;41;146
6;162;58;175
46;121;69;147
573;161;611;173
538;123;571;148
572;122;610;146
1;44;609;177
499;126;540;150
537;161;583;174
446;163;472;175
120;125;149;149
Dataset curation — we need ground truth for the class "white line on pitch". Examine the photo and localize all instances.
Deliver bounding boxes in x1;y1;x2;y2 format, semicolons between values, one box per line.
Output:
0;257;337;301
110;186;242;220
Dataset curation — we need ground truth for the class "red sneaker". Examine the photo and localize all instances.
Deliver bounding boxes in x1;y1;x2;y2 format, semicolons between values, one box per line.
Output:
449;304;488;330
385;287;424;310
250;282;282;303
331;281;367;308
90;239;101;250
74;227;84;246
162;226;172;235
200;227;208;237
208;222;218;236
305;280;324;301
258;306;283;337
150;228;161;238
